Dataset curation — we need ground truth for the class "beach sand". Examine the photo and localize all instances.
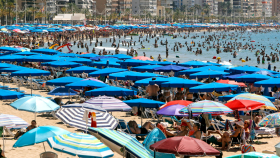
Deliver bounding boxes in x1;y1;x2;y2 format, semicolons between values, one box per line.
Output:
1;81;280;158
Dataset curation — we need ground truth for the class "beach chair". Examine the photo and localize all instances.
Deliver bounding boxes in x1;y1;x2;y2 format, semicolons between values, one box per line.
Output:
4;127;14;137
40;151;58;158
117;119;148;138
150;109;158;120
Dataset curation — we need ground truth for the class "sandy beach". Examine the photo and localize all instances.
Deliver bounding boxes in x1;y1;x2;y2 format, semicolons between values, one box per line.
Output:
1;81;279;158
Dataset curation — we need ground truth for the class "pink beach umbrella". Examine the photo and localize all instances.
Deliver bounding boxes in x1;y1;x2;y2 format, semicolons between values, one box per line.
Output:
132;56;153;61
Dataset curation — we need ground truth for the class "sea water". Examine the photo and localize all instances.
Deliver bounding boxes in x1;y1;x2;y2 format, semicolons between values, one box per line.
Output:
58;29;280;70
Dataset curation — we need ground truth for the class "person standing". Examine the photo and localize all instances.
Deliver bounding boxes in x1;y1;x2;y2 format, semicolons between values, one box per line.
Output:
268;62;271;70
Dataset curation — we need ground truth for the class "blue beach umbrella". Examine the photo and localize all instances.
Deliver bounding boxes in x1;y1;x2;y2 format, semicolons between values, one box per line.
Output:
189;70;229;79
225;152;279;158
148;77;184;86
222;73;247;80
134;77;165;86
131;65;162;72
85;86;136;96
235;74;272;82
41;61;82;68
0;46;21;52
161;79;205;88
48;87;78;96
91;61;121;68
31;48;59;55
79;54;99;59
0;63;14;69
124;98;165;108
13;126;71;147
179;60;211;68
0;90;24;99
89;68;127;77
15;52;38;56
11;69;50;76
46;77;83;86
227;65;261;74
120;59;151;67
153;65;190;72
0;55;26;62
47;133;114;158
126;72;166;80
189;82;238;92
177;66;227;76
110;54;132;59
24;54;56;62
11;96;60;113
109;71;140;80
65;80;108;89
254;78;280;87
66;66;99;74
0;66;29;72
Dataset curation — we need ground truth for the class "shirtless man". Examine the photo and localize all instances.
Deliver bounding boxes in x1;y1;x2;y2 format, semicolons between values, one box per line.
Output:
27;120;37;132
146;78;160;100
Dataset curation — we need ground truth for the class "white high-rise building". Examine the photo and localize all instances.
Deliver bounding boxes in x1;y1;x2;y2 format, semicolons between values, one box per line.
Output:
262;0;272;17
132;0;157;16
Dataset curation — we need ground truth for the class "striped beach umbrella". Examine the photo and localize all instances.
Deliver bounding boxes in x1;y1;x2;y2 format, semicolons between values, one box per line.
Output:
258;113;280;128
56;108;118;131
228;93;277;110
0;114;28;128
89;128;152;158
84;96;132;112
179;100;233;115
47;133;114;158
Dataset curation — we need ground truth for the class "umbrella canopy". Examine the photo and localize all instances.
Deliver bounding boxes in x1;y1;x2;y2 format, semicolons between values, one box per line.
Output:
0;46;21;52
61;103;106;113
11;69;50;76
178;66;227;76
120;59;151;67
89;128;152;158
66;66;99;73
216;79;247;87
254;78;280;87
65;80;108;89
83;78;104;83
0;89;24;99
56;107;118;130
31;48;59;55
89;68;127;77
157;104;188;116
110;54;132;60
0;114;28;127
11;96;60;113
48;87;78;96
47;133;114;158
159;100;192;110
131;65;162;72
41;61;82;68
161;79;205;88
150;136;220;156
0;66;29;72
253;70;274;76
13;126;71;147
219;93;275;102
227;65;261;74
134;77;167;86
0;55;26;62
179;100;233;115
189;70;229;79
124;98;165;108
91;61;121;68
228;93;277;110
126;72;166;81
15;52;38;56
24;54;56;62
235;74;272;82
225;152;279;158
258;112;280;128
108;71;142;80
153;65;190;72
132;56;153;61
85;86;137;97
46;77;83;86
179;60;211;68
189;82;238;93
148;77;184;86
223;73;248;80
225;99;264;111
84;96;131;112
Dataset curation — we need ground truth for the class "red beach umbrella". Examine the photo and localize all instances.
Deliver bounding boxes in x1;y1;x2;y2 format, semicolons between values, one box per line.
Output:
225;99;264;111
159;100;192;109
217;79;247;87
150;136;220;156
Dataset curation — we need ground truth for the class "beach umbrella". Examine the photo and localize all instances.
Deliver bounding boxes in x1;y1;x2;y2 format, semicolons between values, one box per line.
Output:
131;65;162;72
109;54;132;60
90;56;114;61
189;82;238;92
0;46;21;52
65;80;108;89
88;128;153;158
108;71;140;80
227;65;261;74
63;57;92;64
91;61;121;68
84;96;132;112
124;98;165;108
0;66;29;72
55;107;118;130
225;152;279;158
254;78;280;87
0;63;14;69
79;53;99;59
219;93;275;102
11;96;60;114
157;104;188;116
46;77;83;86
153;65;190;72
228;93;277;110
89;68;127;77
15;52;38;56
13;126;71;147
61;103;107;113
159;100;192;109
83;78;104;83
85;86;137;96
235;74;272;82
132;56;153;61
161;79;205;88
0;55;26;62
48;87;78;96
24;54;56;62
10;69;50;76
126;72;166;80
223;73;248;80
0;114;26;127
179;100;233;115
179;60;211;68
177;66;227;76
150;136;220;156
253;70;274;76
143;128;175;158
224;99;264;111
47;133;114;158
258;112;280;128
120;59;151;67
216;79;247;87
41;61;82;68
189;70;229;79
0;89;24;99
134;77;166;86
31;48;59;55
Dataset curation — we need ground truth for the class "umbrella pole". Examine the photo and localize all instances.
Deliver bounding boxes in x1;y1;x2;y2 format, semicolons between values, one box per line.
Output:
140;106;143;126
31;76;33;96
2;128;4;152
43;142;46;152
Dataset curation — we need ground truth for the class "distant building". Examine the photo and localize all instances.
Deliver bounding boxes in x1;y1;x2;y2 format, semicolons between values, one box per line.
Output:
132;0;157;16
262;0;272;17
93;0;112;15
111;0;132;14
272;0;280;16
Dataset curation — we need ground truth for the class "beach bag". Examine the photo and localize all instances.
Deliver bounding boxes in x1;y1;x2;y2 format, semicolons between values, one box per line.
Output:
241;145;256;153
